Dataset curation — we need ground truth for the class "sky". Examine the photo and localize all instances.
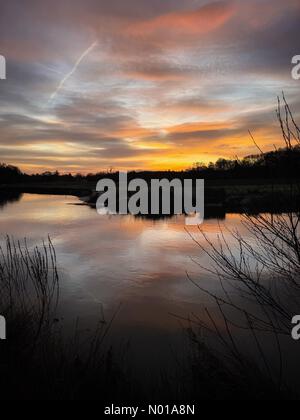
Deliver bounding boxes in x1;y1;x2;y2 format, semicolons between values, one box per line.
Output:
0;0;300;173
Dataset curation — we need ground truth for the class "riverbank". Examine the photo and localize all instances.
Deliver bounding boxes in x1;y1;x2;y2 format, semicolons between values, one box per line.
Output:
1;178;300;214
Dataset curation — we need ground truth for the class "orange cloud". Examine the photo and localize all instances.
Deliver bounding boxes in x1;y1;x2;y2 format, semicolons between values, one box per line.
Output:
166;120;233;134
127;1;235;38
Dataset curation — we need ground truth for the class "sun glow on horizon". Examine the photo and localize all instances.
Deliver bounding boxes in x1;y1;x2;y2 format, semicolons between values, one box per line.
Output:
0;0;299;174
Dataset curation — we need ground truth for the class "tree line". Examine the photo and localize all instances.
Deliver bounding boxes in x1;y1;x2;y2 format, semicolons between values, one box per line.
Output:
1;145;300;184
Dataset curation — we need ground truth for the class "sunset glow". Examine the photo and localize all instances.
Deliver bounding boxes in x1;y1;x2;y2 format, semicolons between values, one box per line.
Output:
0;0;299;173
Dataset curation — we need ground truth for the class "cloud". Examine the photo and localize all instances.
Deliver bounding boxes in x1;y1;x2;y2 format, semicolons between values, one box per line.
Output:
0;0;300;172
127;1;235;38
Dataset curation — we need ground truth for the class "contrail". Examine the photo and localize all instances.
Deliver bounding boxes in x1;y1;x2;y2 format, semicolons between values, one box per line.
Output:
48;41;98;103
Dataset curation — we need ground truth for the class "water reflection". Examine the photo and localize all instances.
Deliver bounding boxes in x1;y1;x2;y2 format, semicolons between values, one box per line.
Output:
0;191;22;209
0;193;250;379
2;193;300;392
0;193;246;348
132;205;226;221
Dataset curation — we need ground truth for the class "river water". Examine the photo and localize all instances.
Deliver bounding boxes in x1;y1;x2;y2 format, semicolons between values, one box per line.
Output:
1;192;297;391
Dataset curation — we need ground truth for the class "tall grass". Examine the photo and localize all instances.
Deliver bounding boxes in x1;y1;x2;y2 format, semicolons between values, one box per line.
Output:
0;236;59;342
183;95;300;399
0;236;130;400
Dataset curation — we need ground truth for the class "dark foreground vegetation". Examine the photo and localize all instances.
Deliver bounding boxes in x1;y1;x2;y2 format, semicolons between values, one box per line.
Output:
183;95;300;400
3;227;300;401
0;235;294;400
0;237;133;401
